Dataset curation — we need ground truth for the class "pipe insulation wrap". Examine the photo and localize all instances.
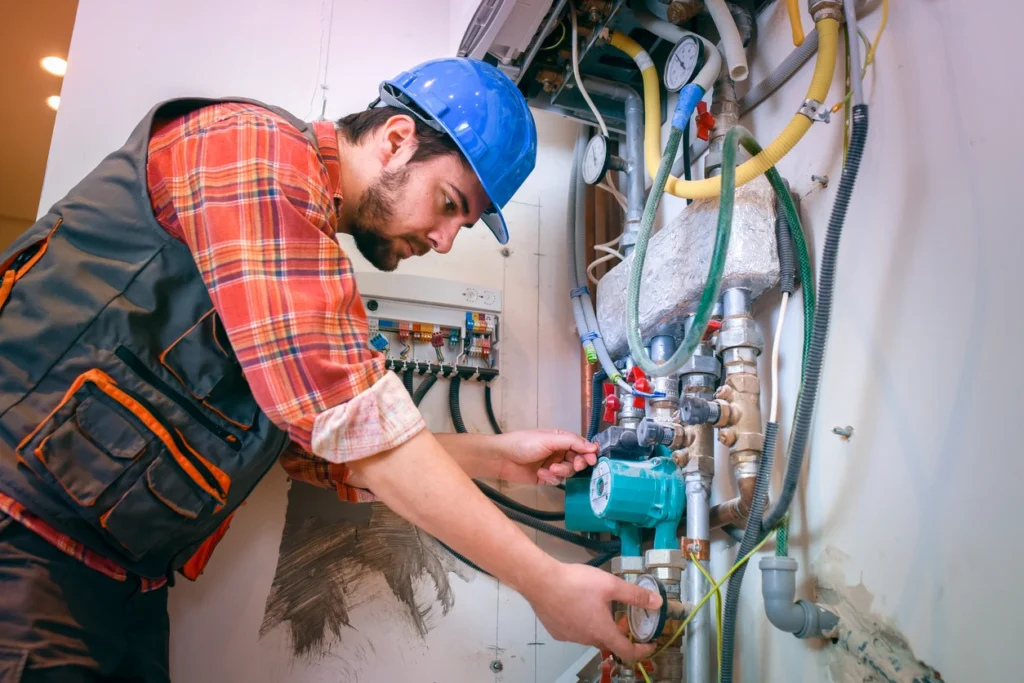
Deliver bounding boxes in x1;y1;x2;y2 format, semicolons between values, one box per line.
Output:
706;0;748;81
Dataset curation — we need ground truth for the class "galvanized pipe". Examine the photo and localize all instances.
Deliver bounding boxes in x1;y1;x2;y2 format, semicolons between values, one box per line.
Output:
580;77;645;255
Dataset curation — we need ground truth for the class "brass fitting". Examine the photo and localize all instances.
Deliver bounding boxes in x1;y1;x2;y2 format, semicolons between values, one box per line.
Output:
535;69;564;93
666;0;705;25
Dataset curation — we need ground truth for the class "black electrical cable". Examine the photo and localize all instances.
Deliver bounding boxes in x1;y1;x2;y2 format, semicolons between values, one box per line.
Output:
720;105;869;683
438;540;617;577
683;123;693;206
402;366;415;395
476;480;565;522
586;369;607;441
448;375;468;433
448;369;588;530
775;191;796;294
762;104;868;531
483;384;503;434
412;374;437;406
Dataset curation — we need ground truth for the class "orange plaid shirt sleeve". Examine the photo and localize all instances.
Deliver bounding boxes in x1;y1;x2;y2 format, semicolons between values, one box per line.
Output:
147;102;426;494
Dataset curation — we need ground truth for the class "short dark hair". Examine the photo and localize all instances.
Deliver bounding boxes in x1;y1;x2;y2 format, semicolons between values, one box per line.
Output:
336;106;469;168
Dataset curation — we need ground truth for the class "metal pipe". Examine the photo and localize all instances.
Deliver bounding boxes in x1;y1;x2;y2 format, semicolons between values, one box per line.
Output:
581;77;644;254
705;60;740;178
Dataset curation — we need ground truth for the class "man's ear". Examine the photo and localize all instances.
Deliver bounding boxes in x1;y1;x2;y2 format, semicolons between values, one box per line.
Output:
376;114;417;168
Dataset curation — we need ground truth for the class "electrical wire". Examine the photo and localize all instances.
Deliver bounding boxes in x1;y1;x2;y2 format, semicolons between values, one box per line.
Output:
599;177;627;211
691;555;723;676
539;20;567;52
587;236;625;286
864;0;889;68
648;530;776;659
769;292;790;422
568;0;609;138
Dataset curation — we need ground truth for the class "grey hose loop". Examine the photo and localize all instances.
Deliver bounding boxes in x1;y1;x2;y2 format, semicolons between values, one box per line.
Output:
762;104;869;531
738;30;820;113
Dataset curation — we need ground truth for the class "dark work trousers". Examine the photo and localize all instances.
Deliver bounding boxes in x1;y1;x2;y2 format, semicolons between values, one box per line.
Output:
0;513;170;683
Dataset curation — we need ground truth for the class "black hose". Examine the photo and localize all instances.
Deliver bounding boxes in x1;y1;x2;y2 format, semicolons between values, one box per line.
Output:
402;367;414;395
483;384;503;434
499;503;617;552
683;123;693;207
586;369;607;441
438;540;616;576
762;104;869;531
775;192;796;294
718;420;778;683
475;480;565;522
448;375;468;433
412;374;438;406
448;372;576;526
720;105;869;682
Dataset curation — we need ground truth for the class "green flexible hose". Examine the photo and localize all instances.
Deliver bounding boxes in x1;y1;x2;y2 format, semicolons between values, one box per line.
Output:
626;125;740;377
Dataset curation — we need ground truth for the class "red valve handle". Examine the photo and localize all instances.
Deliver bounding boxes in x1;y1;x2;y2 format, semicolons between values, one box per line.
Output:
602;384;622;424
695;101;716;142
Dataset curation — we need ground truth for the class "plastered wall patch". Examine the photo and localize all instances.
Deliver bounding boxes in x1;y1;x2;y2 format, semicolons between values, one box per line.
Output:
814;546;943;683
260;483;470;660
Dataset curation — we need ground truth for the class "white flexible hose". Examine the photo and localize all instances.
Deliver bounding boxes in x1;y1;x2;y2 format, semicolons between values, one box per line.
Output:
769;292;790;422
706;0;748;81
599;177;627;211
568;0;609;137
630;2;721;92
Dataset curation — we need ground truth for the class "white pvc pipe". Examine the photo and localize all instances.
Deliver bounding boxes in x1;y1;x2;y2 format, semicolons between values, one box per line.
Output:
630;3;721;92
706;0;748;81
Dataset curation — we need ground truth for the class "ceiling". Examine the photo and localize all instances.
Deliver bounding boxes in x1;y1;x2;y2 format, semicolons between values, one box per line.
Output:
0;0;79;243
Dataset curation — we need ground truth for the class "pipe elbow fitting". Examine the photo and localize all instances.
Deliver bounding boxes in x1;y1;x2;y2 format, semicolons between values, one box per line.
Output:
759;557;839;639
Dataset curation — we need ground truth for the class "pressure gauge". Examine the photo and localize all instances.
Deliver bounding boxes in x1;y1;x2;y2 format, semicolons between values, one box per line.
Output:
582;134;610;185
627;574;669;644
664;35;706;92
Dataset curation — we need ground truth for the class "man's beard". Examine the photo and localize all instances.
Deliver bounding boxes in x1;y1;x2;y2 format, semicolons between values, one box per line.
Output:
350;167;412;272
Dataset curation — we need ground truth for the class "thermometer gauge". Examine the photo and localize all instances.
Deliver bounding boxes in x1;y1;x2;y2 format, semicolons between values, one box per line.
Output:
582;134;610;185
627;574;669;643
664;35;706;92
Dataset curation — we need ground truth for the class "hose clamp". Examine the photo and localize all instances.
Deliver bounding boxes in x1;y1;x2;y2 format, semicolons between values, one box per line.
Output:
798;99;832;123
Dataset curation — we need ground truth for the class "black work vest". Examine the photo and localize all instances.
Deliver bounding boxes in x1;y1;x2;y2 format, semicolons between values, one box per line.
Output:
0;98;316;579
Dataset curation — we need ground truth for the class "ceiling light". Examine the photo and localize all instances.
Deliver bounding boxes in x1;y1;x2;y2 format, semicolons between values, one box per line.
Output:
41;56;67;76
46;96;60;111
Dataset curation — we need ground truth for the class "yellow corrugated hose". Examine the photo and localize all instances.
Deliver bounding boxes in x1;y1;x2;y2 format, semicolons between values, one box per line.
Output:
608;18;840;199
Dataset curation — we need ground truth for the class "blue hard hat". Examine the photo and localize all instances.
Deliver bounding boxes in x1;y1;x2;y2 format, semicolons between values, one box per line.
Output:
376;58;537;245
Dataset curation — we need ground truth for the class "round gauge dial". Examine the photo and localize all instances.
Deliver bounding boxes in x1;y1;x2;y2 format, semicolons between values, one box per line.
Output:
582;134;610;185
664;35;706;92
627;574;669;643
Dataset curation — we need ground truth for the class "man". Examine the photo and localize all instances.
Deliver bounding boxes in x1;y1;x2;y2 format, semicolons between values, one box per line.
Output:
0;58;660;681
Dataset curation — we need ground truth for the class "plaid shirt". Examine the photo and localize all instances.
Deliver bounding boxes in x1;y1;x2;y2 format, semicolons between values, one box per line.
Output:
0;102;425;586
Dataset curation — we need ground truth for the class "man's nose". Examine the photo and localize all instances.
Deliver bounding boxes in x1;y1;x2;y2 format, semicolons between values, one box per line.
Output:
427;222;459;254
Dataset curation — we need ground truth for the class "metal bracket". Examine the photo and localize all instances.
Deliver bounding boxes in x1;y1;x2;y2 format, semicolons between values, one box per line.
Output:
798;98;832;123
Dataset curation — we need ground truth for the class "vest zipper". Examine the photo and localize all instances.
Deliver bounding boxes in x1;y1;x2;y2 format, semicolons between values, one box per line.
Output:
115;346;242;452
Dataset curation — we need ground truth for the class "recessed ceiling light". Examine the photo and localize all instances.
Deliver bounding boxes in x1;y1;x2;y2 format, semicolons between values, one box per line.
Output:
46;96;61;111
41;56;67;76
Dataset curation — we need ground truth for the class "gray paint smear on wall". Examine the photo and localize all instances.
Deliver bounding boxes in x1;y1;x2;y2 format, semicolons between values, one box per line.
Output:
260;482;471;659
814;546;943;683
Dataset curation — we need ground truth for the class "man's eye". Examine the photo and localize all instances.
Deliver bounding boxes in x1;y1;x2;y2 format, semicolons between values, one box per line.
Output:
444;195;456;213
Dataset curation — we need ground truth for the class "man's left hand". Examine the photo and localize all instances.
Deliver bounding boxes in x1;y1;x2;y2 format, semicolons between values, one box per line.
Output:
494;429;598;486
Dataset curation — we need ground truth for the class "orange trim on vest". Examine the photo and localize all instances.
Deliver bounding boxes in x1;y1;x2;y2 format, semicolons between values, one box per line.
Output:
19;369;229;505
0;219;62;313
159;308;252;432
179;509;239;581
0;270;14;309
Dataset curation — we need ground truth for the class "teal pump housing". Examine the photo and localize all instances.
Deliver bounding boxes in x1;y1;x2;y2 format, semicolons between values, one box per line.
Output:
565;447;685;551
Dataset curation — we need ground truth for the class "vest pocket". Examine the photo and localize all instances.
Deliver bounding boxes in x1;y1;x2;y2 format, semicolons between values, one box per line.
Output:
100;458;206;561
159;309;259;431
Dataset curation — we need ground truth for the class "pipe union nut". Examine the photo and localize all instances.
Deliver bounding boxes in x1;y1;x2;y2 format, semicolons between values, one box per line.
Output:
611;556;646;577
716;319;764;355
682;452;715;476
808;0;844;22
651;566;683;584
731;432;765;454
678;354;722;379
644;549;685;570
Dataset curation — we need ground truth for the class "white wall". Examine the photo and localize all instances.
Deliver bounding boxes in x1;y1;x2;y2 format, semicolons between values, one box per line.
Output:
43;1;588;681
695;1;1022;681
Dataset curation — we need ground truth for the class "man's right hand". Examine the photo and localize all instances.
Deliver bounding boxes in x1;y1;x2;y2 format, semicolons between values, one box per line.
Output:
524;562;661;661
